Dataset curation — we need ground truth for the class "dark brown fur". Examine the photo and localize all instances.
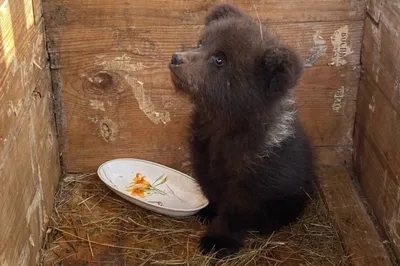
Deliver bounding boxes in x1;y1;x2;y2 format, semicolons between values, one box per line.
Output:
169;3;316;259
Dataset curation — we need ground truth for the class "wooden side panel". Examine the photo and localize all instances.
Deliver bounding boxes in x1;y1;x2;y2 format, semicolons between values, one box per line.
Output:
0;21;47;159
355;77;400;257
318;166;392;266
355;0;400;258
43;0;366;171
362;18;400;114
0;0;61;264
0;0;35;83
0;119;39;266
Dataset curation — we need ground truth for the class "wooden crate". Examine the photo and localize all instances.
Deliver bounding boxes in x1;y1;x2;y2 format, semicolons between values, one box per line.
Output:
1;0;400;264
42;0;365;172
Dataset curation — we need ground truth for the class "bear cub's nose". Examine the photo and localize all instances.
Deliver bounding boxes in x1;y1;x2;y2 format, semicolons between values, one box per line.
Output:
171;53;183;65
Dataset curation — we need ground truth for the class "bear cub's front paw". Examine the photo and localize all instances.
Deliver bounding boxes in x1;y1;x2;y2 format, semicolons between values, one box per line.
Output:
196;204;217;224
198;234;243;259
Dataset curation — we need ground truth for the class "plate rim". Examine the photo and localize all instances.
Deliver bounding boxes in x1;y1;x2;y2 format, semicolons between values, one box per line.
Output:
97;157;209;213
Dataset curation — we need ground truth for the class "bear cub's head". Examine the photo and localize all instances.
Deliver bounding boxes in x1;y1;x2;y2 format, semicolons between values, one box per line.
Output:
169;4;303;117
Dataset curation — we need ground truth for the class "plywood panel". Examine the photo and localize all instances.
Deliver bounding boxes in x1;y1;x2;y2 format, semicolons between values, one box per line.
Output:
46;21;364;67
42;0;366;29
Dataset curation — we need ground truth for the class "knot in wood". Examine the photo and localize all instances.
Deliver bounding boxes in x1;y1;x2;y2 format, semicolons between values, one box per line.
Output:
90;72;113;89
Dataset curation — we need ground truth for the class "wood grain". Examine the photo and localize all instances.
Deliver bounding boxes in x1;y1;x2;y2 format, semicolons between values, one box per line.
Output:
367;0;383;23
317;166;392;266
0;20;48;160
42;0;366;170
42;0;366;29
30;72;62;216
0;1;60;264
0;60;60;266
52;47;359;171
355;69;400;258
362;17;400;114
0;117;41;266
314;146;353;167
0;0;35;82
45;21;364;67
32;0;43;24
355;1;400;258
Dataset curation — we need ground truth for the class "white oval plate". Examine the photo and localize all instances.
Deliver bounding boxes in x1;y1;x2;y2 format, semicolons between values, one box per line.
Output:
97;158;209;217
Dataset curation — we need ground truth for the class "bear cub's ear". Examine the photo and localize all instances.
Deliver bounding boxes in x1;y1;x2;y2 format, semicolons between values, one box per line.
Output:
205;3;246;25
261;46;304;93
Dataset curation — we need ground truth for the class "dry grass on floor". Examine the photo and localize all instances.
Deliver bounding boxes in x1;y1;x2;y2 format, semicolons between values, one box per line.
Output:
40;173;349;266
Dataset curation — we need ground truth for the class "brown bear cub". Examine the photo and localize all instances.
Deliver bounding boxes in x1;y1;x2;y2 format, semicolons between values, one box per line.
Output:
169;3;316;259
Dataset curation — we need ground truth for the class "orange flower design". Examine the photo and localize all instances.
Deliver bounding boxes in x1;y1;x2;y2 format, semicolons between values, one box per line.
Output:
133;173;151;188
130;187;145;197
126;172;167;198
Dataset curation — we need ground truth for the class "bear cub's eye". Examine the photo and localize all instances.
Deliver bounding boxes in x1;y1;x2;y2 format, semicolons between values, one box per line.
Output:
212;55;224;67
197;40;203;48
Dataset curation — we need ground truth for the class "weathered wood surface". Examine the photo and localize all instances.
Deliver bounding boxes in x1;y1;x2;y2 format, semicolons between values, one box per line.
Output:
0;72;60;266
43;0;366;28
50;49;360;172
0;20;47;159
362;17;400;114
318;166;392;266
367;0;383;23
355;62;400;259
354;0;400;259
0;0;61;264
43;0;366;171
315;146;353;167
0;0;34;83
46;21;364;67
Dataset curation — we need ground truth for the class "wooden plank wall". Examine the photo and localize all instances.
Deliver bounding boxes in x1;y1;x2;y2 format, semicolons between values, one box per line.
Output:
42;0;367;173
354;0;400;259
0;0;61;264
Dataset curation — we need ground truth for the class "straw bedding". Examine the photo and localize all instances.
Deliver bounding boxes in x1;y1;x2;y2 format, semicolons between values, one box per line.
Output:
40;173;349;266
